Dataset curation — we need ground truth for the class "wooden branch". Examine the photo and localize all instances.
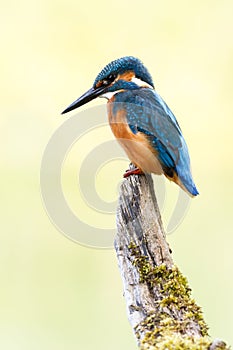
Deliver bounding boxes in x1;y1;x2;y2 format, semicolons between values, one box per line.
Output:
115;171;229;350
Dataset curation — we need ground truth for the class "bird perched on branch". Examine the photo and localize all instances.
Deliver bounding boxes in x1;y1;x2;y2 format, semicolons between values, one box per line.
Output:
62;56;198;197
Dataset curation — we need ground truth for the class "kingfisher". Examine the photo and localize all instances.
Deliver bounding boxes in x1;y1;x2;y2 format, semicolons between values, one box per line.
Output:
62;56;199;197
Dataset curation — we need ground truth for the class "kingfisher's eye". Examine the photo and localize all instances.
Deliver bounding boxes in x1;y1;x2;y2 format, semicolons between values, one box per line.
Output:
108;74;116;82
102;73;117;86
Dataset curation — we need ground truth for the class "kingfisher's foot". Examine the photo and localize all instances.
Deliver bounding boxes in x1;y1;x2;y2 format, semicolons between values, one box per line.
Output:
123;167;144;178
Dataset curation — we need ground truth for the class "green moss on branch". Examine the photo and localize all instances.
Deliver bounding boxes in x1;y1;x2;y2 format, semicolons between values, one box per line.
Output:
128;243;229;350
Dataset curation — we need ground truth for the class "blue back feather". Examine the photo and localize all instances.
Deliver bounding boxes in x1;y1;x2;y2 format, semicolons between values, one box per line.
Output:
113;88;199;196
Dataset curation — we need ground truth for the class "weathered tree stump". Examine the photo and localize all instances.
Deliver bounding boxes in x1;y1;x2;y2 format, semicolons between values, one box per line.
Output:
115;171;228;349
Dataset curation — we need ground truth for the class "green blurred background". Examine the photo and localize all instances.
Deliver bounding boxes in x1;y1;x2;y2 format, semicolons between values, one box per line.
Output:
1;0;233;349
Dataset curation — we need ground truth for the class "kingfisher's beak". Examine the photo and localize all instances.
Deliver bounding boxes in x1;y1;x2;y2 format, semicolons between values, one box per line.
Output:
61;85;107;114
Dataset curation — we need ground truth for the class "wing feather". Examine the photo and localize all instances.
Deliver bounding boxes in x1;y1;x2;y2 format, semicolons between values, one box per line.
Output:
113;88;198;196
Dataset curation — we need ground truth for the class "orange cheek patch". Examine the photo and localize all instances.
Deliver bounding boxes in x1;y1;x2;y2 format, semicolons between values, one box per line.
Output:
118;71;135;81
95;80;103;88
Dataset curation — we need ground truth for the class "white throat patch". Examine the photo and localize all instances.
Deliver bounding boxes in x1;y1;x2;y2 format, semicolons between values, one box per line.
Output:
100;90;123;100
100;76;153;100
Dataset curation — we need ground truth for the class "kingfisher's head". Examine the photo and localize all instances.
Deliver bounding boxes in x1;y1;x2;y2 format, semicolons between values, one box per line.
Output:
62;56;154;114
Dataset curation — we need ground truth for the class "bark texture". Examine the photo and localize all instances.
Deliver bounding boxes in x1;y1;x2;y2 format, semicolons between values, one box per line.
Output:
115;172;228;350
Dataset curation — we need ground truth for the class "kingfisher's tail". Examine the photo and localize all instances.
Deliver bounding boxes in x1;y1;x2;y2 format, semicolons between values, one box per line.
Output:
165;170;199;197
177;176;199;197
175;164;199;197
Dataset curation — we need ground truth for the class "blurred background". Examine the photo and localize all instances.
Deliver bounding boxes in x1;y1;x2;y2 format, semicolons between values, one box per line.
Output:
1;0;233;349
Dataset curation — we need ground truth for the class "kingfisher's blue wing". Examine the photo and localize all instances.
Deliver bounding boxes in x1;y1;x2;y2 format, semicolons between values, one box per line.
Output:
113;88;199;196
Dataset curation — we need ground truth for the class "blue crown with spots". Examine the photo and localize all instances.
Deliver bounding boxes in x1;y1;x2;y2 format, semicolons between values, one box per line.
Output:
93;56;154;88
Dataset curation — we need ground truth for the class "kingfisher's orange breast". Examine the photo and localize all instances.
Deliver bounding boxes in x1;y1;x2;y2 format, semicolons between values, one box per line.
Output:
107;101;163;175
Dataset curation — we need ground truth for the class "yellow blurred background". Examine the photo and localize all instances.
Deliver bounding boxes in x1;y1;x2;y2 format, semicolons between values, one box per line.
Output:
1;0;233;349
